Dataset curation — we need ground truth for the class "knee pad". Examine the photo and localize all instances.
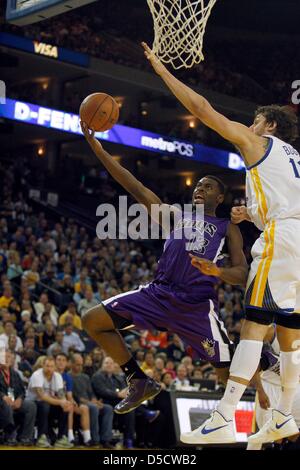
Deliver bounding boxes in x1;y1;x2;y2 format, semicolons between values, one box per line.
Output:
229;339;263;381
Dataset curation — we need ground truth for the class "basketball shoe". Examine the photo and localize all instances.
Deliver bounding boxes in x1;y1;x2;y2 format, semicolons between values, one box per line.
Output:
180;410;237;444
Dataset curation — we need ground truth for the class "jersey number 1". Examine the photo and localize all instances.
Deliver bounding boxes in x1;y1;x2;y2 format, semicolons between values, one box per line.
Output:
289;158;300;178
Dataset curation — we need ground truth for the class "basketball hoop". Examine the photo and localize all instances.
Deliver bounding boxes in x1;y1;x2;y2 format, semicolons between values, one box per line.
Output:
147;0;217;70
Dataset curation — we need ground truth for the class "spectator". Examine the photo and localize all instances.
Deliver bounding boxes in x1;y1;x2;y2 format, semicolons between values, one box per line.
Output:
134;349;145;367
172;364;190;389
0;350;36;445
37;232;57;255
165;359;177;379
7;251;23;280
141;351;155;372
181;356;194;377
166;334;186;363
82;354;94;378
34;293;58;326
7;333;21;355
47;329;64;356
91;347;105;371
140;330;168;350
62;323;85;354
161;372;174;391
70;353;114;448
55;353;92;446
26;356;73;448
220;300;234;321
192;369;203;380
77;288;98;316
0;285;15;309
59;302;82;330
22;338;40;365
38;319;56;352
91;356;135;449
22;258;40;291
8;299;21;320
154;356;166;376
58;274;75;308
0;321;23;352
16;310;31;334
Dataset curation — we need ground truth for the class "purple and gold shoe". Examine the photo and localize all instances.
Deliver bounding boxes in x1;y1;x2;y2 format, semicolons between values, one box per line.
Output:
114;377;162;414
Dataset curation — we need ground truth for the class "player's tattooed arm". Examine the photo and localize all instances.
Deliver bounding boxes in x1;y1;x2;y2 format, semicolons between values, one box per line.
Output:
32;387;67;406
57;388;66;399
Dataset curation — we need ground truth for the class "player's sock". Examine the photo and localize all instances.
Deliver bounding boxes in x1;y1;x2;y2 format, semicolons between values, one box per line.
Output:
217;339;263;420
217;380;247;420
68;430;74;442
82;430;91;443
277;350;300;415
121;357;147;380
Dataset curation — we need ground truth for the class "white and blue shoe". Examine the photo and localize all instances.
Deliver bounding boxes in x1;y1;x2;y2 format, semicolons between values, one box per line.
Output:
180;410;237;445
248;409;299;445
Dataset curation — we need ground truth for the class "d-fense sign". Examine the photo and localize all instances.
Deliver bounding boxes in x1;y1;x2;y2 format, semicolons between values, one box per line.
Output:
0;98;245;171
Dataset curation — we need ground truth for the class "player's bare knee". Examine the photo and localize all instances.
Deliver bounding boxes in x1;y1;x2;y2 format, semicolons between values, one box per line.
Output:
81;304;115;334
81;305;102;333
240;319;268;341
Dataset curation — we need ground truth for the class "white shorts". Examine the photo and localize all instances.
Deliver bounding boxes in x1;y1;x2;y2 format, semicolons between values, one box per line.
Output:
255;380;300;429
245;219;300;315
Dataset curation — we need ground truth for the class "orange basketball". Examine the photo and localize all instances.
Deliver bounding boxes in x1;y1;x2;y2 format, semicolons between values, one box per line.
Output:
79;92;119;132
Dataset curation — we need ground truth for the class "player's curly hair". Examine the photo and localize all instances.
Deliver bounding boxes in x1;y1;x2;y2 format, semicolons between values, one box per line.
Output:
255;105;298;143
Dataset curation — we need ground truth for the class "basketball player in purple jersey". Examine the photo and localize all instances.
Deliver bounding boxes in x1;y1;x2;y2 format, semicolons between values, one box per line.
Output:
81;122;248;414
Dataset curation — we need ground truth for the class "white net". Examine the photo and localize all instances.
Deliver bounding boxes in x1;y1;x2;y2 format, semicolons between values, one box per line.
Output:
147;0;217;69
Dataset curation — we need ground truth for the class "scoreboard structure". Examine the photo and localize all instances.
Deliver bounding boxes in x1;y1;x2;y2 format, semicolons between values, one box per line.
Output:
6;0;97;25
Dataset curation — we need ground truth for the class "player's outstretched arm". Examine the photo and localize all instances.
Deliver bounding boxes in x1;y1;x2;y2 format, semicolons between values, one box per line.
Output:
142;42;255;153
81;122;167;220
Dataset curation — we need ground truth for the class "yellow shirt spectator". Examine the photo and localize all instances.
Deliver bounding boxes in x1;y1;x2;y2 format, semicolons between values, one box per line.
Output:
0;295;13;309
59;303;82;330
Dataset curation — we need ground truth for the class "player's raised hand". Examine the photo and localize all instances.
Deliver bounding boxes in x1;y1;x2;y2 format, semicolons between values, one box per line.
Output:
189;254;221;277
141;42;166;76
80;121;103;153
231;205;248;224
81;120;96;142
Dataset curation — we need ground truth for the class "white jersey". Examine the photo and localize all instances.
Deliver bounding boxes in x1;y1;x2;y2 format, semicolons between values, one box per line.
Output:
246;135;300;231
245;135;300;313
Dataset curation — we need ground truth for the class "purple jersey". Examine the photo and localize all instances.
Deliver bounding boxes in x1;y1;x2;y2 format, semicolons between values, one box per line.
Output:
153;213;229;302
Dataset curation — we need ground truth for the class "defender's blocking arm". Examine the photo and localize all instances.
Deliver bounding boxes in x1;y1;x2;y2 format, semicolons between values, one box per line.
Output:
142;42;259;164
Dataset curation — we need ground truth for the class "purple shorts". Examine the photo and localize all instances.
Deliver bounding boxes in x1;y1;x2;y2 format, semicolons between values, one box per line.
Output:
103;283;233;366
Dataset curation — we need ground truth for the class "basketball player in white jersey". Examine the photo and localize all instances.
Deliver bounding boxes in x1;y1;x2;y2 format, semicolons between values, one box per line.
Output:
142;42;300;445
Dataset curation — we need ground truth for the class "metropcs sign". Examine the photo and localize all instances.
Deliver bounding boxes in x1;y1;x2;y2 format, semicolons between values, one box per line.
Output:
33;41;58;58
141;136;194;157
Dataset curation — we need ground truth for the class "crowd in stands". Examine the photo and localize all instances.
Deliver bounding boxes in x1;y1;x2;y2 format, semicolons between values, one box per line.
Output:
0;155;252;448
5;0;300;109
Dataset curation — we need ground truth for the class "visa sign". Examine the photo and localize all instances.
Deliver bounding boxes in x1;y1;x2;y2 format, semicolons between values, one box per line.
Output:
33;41;58;58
